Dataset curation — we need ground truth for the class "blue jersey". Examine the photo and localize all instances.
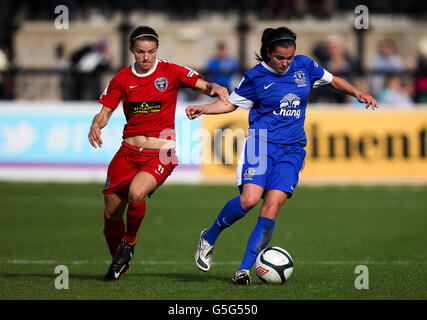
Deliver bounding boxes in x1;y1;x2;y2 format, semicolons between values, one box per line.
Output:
229;55;332;146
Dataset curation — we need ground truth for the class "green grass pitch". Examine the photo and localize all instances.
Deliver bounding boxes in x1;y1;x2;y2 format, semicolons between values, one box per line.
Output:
0;182;426;300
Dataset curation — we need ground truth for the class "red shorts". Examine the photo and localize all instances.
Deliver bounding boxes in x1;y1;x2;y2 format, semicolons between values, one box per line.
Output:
103;141;178;196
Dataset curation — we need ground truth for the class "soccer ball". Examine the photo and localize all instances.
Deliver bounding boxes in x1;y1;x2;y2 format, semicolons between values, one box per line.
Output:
255;246;293;284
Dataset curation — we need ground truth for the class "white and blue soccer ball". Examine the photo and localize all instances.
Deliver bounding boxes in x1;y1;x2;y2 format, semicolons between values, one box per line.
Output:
255;246;293;284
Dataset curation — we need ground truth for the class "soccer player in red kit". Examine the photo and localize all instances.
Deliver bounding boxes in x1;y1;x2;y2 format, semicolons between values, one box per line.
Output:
88;26;229;281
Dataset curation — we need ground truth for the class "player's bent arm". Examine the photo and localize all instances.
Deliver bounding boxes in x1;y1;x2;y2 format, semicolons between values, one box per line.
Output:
193;78;229;104
186;99;237;120
329;76;378;110
88;106;114;148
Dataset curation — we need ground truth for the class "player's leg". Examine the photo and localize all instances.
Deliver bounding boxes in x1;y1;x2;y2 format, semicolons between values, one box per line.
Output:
203;134;269;246
123;151;177;243
102;145;145;281
239;190;288;269
196;183;264;272
232;190;288;285
103;145;138;258
103;172;157;281
125;171;157;243
103;192;127;257
197;135;269;272
203;183;263;245
102;192;131;281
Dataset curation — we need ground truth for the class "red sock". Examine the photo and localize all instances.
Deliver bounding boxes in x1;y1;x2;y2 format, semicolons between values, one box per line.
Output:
103;218;125;258
124;199;146;244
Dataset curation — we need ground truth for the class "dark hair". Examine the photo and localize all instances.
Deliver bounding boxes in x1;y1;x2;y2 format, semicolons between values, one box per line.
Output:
129;26;159;48
256;27;297;62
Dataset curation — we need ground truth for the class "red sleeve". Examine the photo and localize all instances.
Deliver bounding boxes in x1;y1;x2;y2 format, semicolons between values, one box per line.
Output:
171;63;201;88
99;72;122;110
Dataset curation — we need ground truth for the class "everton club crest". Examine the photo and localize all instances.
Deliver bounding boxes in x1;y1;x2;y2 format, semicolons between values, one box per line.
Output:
294;70;307;87
154;77;168;92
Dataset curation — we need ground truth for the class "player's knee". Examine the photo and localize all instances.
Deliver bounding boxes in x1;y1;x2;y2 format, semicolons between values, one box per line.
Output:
128;190;146;204
240;194;261;211
104;209;121;226
260;200;286;220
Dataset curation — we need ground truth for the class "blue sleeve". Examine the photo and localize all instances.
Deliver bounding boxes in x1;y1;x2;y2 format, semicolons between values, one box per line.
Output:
302;56;327;88
229;74;257;110
234;75;256;101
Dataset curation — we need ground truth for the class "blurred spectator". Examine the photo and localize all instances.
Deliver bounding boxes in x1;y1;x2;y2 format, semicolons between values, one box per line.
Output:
312;40;329;66
54;44;68;70
377;75;413;108
205;41;239;91
257;0;336;20
414;37;427;103
54;43;70;100
324;34;357;80
0;46;8;99
0;45;13;99
310;34;357;103
258;0;298;20
68;38;110;100
369;39;405;97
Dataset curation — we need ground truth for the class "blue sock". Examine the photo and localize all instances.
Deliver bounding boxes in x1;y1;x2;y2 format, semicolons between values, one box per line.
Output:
203;196;248;245
239;216;275;270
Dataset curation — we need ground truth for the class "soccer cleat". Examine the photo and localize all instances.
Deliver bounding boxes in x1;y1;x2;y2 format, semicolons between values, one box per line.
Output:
231;269;251;285
103;239;136;281
103;262;130;281
195;229;214;272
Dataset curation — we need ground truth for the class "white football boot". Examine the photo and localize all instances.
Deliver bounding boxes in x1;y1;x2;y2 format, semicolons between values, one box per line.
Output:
195;229;214;272
231;269;251;285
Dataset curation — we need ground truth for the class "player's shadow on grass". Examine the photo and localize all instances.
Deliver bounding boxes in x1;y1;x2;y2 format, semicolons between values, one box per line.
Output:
0;271;229;283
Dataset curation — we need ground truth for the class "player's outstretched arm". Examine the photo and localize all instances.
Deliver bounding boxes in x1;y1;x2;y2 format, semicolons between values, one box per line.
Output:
193;79;230;104
88;106;113;148
329;76;378;110
186;99;237;120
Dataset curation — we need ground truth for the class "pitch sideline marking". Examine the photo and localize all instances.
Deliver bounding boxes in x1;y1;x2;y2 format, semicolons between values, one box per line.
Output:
4;259;427;266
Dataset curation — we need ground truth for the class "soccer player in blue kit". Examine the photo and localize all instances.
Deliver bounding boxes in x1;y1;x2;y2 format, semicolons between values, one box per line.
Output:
186;27;377;285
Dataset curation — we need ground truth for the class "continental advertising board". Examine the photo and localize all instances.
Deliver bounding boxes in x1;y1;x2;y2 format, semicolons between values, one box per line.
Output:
202;108;427;184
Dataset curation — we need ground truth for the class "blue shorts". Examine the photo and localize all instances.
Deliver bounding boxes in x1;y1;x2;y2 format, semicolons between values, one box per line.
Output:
236;136;306;198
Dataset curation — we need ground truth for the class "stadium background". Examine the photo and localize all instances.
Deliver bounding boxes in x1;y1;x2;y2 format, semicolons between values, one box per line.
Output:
0;0;426;301
0;0;426;184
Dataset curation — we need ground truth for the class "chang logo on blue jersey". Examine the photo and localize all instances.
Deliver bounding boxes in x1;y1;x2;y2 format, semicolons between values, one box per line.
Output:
273;93;301;118
229;55;333;145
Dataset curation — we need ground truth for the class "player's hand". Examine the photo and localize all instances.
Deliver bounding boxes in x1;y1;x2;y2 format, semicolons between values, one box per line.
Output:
88;125;103;148
356;91;378;110
186;106;203;120
207;83;229;104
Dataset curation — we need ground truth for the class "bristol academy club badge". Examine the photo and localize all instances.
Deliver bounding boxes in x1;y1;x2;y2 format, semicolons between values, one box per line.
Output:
154;77;168;92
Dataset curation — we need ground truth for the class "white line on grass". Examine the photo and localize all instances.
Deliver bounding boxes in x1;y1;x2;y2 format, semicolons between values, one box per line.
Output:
4;259;427;266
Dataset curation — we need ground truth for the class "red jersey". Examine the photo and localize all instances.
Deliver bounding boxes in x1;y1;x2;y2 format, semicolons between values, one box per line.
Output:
99;59;200;140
